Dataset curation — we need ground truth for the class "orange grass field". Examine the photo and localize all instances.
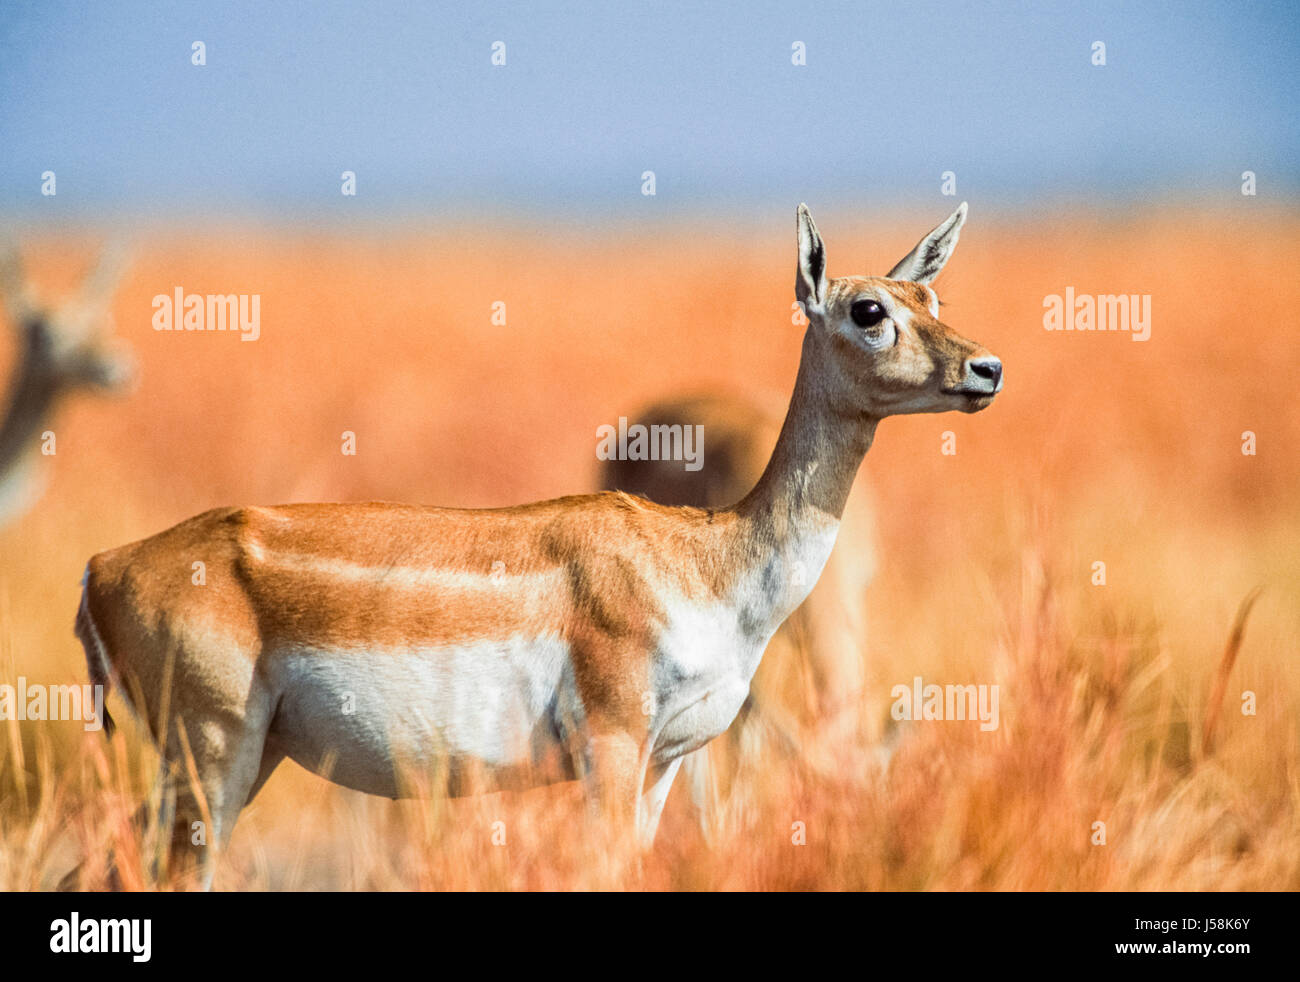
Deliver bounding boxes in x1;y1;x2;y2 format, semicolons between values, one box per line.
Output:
1;206;1298;890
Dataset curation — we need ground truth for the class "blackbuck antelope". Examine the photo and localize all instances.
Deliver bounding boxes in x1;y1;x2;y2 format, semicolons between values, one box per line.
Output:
598;393;876;833
0;244;133;526
75;203;1000;886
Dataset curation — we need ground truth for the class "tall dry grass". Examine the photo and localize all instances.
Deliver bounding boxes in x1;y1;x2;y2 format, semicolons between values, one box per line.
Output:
1;207;1297;889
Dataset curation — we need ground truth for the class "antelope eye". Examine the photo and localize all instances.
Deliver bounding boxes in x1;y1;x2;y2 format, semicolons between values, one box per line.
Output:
850;299;886;328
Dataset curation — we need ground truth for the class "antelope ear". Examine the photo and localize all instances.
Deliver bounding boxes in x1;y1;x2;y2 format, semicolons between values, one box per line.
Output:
887;202;967;284
795;203;828;312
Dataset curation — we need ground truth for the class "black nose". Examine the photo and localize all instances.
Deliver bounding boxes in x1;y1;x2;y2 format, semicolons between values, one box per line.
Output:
969;357;1002;389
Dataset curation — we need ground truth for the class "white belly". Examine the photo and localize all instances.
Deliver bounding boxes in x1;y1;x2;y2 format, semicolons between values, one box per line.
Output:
267;636;577;797
263;601;778;795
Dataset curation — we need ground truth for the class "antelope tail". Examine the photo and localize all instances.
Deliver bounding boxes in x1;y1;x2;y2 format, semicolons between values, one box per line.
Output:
74;563;117;738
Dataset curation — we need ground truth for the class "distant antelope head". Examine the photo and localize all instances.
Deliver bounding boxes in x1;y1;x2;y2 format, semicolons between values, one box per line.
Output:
0;242;134;524
795;202;1002;418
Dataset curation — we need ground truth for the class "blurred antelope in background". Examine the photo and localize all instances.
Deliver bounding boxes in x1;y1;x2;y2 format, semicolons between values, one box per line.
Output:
598;392;877;834
72;203;1000;888
0;244;134;526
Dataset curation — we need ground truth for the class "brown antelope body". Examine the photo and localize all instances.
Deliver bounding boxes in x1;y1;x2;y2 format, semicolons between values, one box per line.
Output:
75;204;1001;886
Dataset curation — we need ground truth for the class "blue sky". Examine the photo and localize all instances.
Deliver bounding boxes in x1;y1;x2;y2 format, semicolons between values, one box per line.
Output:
1;1;1296;220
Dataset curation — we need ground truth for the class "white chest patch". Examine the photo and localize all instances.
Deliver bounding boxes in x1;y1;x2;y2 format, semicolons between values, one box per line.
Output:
649;603;758;762
646;522;840;762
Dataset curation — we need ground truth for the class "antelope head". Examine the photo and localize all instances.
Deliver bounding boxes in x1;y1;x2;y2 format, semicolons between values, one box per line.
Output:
1;242;135;393
794;202;1003;419
0;242;135;524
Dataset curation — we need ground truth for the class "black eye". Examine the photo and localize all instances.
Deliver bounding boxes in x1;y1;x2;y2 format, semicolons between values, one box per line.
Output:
850;299;886;328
